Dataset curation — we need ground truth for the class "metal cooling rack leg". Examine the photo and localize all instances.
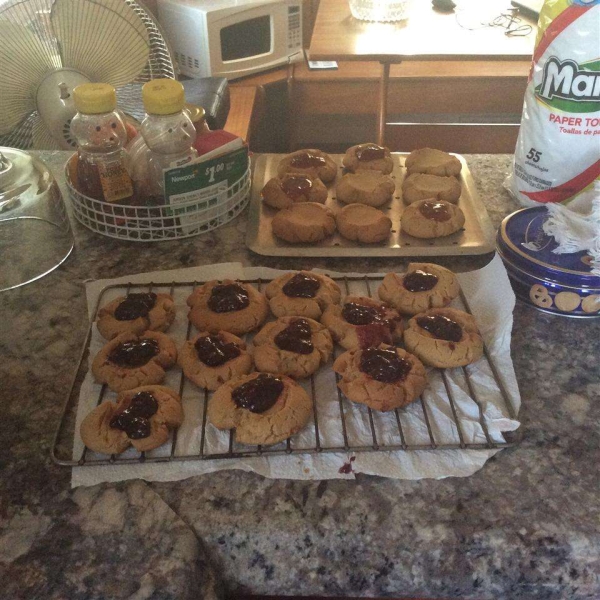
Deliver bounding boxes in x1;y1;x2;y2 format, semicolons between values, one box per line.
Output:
440;370;466;449
310;375;322;452
394;409;408;450
199;388;209;458
332;348;350;451
461;366;495;448
419;395;437;449
367;408;379;450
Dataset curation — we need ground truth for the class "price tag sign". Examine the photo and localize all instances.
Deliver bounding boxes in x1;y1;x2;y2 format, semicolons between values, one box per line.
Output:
163;147;249;234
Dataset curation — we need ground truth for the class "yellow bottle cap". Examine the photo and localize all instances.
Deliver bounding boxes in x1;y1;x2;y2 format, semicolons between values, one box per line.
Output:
73;83;117;114
185;103;206;123
142;79;185;115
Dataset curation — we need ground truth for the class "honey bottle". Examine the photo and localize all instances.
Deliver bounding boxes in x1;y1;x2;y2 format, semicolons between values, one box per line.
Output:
139;79;197;205
70;83;134;204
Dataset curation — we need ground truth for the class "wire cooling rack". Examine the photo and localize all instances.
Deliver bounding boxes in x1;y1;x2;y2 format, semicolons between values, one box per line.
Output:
52;276;520;467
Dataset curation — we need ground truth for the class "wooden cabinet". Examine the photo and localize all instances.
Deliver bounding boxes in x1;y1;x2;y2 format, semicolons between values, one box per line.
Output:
287;60;528;153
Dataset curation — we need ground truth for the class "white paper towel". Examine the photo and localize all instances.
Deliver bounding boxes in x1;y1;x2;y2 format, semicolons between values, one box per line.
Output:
72;256;520;487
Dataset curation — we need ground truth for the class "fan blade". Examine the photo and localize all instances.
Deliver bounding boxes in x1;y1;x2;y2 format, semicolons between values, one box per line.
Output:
51;0;150;88
0;21;62;135
0;111;38;151
31;116;62;150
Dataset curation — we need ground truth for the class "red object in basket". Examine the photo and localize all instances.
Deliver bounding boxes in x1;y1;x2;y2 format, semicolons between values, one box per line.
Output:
193;129;241;156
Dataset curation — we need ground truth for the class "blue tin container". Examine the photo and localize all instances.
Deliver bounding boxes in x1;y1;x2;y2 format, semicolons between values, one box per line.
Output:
496;207;600;318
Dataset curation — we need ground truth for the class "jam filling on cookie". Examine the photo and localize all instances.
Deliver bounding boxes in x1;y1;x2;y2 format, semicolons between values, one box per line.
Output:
195;335;241;367
341;302;383;326
110;391;158;439
282;272;321;298
207;283;250;313
419;200;452;222
356;143;386;162
108;339;160;368
342;302;395;349
281;175;313;199
232;374;284;414
359;348;411;383
114;292;157;321
403;270;439;292
274;319;314;355
417;315;463;342
290;151;326;169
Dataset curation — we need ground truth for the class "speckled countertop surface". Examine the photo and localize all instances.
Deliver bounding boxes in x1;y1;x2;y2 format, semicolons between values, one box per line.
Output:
1;152;598;600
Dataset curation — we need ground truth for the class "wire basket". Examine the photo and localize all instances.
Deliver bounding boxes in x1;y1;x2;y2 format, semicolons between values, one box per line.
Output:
66;161;251;241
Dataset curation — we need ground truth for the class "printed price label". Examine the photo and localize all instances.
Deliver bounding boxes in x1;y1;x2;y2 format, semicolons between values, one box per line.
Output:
163;147;249;234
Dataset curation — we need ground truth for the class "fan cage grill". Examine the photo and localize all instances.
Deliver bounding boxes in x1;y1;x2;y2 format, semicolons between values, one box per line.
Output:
0;0;176;149
66;162;251;242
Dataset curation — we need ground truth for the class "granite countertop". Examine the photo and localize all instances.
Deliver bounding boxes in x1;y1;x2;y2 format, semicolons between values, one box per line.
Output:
1;152;598;600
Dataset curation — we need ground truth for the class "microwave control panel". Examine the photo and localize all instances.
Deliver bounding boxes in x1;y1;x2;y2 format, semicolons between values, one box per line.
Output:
287;5;302;50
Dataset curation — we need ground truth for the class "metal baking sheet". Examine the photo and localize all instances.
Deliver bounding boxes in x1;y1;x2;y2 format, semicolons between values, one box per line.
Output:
246;152;496;257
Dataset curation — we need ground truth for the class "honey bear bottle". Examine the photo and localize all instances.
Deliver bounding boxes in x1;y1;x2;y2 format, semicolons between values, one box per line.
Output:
70;83;134;204
139;79;197;204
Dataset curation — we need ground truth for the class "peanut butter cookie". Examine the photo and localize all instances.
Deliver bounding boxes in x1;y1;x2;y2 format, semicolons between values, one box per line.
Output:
271;202;336;244
187;280;269;335
333;345;427;412
401;199;465;239
404;307;483;368
96;292;175;340
179;331;253;391
265;271;341;320
402;173;462;205
92;331;177;392
378;263;460;315
261;173;328;209
208;373;312;445
80;385;183;454
336;204;392;243
321;295;403;350
405;148;462;177
277;149;338;183
252;317;333;379
335;171;395;207
342;143;394;174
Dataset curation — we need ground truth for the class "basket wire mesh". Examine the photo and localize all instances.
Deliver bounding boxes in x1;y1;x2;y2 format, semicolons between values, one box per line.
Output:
66;163;251;241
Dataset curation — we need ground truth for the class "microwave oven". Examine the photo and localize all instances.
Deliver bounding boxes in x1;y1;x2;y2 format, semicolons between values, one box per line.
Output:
156;0;303;80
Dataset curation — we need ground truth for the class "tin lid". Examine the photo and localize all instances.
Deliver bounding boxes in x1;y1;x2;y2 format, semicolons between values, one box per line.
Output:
497;206;600;290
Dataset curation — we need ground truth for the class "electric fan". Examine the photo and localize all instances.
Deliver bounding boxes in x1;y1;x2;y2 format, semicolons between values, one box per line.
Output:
0;0;176;150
